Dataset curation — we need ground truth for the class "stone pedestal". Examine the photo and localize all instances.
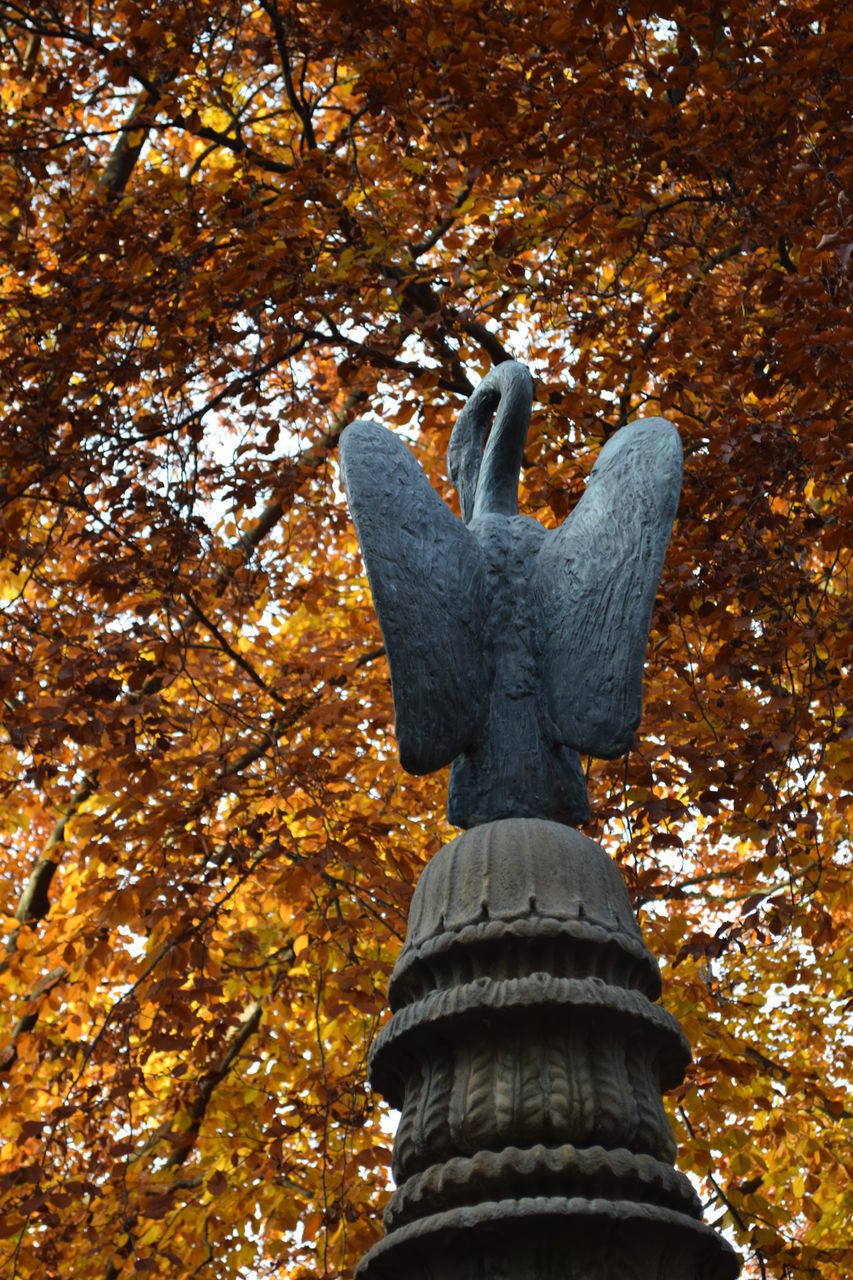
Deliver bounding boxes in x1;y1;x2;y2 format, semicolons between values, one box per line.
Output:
359;818;738;1280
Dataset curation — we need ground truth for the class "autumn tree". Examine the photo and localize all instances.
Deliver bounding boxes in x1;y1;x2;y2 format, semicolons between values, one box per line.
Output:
0;2;849;1277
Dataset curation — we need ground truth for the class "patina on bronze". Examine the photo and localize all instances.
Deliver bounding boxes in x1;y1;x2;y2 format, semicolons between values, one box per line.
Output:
340;361;683;830
341;362;738;1280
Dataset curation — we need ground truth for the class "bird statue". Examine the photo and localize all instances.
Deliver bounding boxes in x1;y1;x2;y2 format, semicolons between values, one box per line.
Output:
339;360;682;829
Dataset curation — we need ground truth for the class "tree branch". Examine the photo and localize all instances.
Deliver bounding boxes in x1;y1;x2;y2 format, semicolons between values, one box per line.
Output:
100;88;161;196
258;0;317;150
163;999;263;1170
6;388;363;939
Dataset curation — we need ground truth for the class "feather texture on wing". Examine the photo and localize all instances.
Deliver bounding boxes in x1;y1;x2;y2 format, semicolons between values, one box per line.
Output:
532;417;683;760
339;420;489;775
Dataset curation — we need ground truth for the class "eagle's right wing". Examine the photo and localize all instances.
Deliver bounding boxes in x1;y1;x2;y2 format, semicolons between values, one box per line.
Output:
339;421;489;775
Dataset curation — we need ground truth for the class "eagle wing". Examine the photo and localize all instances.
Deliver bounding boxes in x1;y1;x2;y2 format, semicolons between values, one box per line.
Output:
533;417;683;759
339;420;489;775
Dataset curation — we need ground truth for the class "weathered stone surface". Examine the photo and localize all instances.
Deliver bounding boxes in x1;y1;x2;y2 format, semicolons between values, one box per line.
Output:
392;817;660;1004
379;1000;685;1180
339;361;683;829
360;1196;739;1280
357;820;739;1280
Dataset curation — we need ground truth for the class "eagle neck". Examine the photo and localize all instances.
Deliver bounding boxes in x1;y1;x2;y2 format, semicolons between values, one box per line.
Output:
471;363;533;520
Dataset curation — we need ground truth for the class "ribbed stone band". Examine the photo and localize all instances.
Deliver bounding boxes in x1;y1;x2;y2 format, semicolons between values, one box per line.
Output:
384;1144;703;1231
373;973;690;1104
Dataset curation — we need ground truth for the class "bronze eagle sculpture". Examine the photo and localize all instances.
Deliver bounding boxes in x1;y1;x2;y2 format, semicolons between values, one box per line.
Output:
339;361;682;829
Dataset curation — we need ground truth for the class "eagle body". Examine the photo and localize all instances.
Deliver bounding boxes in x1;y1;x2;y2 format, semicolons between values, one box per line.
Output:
339;361;682;830
447;513;589;827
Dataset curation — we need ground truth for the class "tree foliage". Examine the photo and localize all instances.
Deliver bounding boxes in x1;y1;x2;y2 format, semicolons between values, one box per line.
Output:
0;2;850;1277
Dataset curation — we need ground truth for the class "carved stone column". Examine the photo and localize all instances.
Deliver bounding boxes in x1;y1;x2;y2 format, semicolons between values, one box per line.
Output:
358;818;738;1280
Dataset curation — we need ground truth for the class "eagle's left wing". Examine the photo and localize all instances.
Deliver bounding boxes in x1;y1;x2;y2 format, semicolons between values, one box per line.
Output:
532;417;683;759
